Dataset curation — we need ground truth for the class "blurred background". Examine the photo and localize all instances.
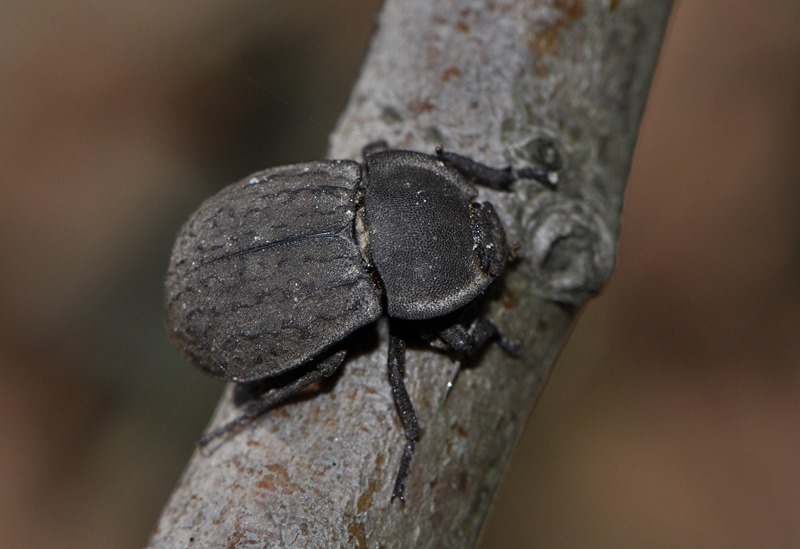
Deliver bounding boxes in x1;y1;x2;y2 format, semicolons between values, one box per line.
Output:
1;1;798;547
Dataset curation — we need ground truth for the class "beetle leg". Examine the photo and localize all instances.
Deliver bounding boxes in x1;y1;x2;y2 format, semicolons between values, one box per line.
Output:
439;318;522;395
387;333;419;503
198;350;346;447
362;140;389;158
439;317;521;357
436;146;558;190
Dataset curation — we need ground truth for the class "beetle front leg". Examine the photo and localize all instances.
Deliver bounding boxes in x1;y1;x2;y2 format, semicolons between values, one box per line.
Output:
436;145;558;190
198;350;346;447
387;333;419;503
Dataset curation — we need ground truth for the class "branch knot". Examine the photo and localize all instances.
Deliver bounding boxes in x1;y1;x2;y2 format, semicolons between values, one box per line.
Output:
520;194;616;305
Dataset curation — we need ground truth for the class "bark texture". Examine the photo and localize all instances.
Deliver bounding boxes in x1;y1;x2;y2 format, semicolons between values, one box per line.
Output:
149;1;673;547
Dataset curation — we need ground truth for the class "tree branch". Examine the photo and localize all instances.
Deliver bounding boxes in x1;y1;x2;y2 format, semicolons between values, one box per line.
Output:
149;1;672;547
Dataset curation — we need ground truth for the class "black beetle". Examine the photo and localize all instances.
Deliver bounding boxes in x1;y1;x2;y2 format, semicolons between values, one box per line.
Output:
165;145;557;501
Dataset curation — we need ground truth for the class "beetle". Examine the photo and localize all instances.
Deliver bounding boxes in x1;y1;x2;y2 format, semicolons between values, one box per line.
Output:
165;144;558;501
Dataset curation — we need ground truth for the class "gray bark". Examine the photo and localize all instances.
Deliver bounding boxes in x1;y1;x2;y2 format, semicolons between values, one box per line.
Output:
149;1;672;547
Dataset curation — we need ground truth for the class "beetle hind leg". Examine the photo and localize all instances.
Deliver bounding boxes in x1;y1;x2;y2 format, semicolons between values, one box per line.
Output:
198;350;346;447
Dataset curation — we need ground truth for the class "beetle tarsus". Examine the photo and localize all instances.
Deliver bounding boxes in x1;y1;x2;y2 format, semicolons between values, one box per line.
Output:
198;415;252;447
391;439;415;503
387;333;419;503
198;351;346;448
516;166;558;189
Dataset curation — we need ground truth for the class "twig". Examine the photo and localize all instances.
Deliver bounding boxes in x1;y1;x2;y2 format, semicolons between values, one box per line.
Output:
149;1;673;547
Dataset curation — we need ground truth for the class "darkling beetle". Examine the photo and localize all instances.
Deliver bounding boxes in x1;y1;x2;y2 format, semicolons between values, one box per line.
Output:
165;143;558;501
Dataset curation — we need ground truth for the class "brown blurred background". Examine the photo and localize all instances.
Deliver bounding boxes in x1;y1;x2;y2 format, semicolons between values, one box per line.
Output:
1;2;798;548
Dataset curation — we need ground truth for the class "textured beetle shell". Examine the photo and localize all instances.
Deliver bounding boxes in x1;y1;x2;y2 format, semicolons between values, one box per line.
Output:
165;160;382;382
364;150;504;320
